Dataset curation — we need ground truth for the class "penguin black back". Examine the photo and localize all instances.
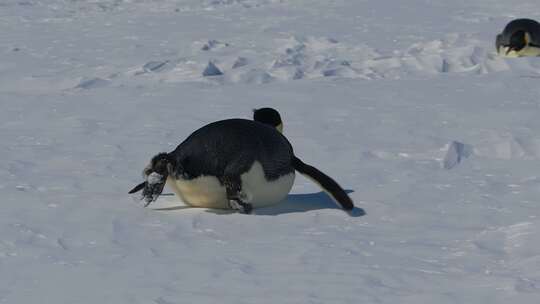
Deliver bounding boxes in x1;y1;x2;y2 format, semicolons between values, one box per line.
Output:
171;119;293;181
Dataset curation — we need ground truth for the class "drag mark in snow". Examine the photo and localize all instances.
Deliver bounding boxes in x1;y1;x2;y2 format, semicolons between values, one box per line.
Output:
154;297;176;304
75;77;110;89
225;257;256;275
56;238;69;251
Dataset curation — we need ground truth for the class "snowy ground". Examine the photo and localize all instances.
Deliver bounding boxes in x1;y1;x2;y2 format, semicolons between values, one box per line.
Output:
2;0;540;303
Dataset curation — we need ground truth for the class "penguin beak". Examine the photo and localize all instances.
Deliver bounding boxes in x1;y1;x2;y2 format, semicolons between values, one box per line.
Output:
276;123;283;133
524;32;531;46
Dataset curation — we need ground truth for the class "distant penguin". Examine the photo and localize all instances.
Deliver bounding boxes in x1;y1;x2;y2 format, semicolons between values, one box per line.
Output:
253;107;283;133
129;113;354;214
496;18;540;57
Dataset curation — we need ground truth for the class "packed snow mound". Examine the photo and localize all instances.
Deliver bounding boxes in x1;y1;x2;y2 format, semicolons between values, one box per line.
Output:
79;34;540;87
473;222;539;258
474;133;540;160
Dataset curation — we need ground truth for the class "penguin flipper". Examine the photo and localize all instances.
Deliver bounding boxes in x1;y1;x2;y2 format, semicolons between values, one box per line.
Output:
129;181;146;194
292;156;354;211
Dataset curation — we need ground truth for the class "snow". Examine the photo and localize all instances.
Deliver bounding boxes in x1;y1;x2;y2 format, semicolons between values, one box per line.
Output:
2;0;540;303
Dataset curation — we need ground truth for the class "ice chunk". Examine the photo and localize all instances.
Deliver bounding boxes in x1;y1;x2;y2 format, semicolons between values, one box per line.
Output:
201;40;229;51
443;141;472;169
232;57;248;69
202;61;223;77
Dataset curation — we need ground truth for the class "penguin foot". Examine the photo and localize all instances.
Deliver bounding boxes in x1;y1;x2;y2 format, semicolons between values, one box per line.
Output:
223;176;252;214
228;199;253;214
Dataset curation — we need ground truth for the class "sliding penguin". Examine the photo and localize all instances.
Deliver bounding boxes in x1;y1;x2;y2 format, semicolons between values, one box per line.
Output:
496;18;540;57
129;114;354;214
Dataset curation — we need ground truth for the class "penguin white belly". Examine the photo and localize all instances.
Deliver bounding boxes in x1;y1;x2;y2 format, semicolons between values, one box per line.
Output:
166;161;295;209
499;46;540;57
240;162;295;208
167;175;229;209
519;46;540;57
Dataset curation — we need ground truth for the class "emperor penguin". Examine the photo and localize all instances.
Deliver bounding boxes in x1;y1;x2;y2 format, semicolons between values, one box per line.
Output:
496;18;540;57
129;112;354;214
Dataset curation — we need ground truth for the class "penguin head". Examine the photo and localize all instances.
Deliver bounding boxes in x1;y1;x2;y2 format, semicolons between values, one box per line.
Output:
253;107;283;133
506;30;529;55
129;153;175;206
497;19;540;57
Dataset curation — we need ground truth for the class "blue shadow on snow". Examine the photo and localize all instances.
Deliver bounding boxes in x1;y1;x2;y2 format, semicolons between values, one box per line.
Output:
152;190;365;217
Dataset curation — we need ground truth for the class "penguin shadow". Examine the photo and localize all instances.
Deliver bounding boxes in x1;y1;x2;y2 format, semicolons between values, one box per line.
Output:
253;190;366;217
151;191;366;217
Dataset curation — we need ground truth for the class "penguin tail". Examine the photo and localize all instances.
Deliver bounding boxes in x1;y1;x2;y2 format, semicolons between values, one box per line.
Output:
292;156;354;211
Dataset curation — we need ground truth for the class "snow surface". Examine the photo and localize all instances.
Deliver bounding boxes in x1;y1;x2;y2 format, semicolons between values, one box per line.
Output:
2;0;540;303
